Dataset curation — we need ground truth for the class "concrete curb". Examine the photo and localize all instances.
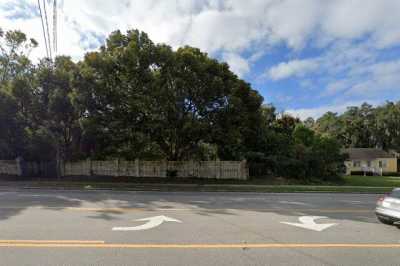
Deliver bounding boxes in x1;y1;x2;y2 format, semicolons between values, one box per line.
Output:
0;183;392;194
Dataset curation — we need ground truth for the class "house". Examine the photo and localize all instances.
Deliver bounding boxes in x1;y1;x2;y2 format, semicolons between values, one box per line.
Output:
343;148;398;175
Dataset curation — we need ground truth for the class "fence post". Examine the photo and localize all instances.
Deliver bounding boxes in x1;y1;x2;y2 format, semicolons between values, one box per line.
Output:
220;160;223;179
240;160;248;180
15;157;23;176
87;158;92;176
188;161;192;177
215;159;221;179
162;160;167;178
135;159;140;177
56;159;62;179
195;161;200;178
115;159;120;177
60;160;65;177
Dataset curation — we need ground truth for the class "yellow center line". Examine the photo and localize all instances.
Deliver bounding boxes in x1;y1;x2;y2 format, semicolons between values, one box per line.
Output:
0;243;399;249
0;240;105;244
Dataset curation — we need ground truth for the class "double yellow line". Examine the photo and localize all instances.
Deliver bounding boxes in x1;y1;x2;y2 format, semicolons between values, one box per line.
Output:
1;241;400;249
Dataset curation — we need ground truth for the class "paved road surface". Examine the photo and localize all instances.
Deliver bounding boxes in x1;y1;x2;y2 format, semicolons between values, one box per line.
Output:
0;189;398;266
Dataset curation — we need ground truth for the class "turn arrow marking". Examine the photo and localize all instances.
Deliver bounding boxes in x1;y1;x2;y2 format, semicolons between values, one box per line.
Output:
112;215;182;231
281;216;337;232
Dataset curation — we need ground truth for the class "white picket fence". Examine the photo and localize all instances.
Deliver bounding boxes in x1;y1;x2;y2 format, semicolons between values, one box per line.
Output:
0;160;20;176
62;160;248;180
0;159;249;180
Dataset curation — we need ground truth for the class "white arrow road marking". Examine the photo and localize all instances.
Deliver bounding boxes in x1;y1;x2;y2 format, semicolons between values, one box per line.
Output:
112;215;182;231
281;216;337;232
278;201;312;206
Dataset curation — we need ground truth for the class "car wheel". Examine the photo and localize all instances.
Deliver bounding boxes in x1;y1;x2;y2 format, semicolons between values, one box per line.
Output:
377;216;393;225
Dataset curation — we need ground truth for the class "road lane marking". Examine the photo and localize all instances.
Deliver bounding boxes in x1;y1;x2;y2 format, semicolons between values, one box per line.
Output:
64;207;373;213
0;240;105;244
65;207;193;212
112;215;182;231
279;201;312;206
0;243;400;249
281;216;337;232
0;206;374;213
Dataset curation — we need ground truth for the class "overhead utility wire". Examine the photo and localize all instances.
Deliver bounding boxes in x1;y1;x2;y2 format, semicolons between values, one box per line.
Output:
42;0;52;59
53;0;57;54
37;0;49;58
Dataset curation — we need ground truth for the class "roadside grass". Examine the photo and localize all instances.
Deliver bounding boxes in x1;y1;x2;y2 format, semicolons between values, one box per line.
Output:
343;175;400;187
0;174;398;193
0;180;395;194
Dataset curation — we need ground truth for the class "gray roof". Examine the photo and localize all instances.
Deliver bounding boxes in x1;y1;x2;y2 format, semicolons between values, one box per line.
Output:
342;148;394;160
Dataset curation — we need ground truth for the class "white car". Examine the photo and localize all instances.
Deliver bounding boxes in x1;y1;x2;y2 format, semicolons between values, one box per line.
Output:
376;188;400;227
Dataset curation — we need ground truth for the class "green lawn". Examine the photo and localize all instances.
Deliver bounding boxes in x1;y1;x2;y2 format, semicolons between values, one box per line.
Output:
0;180;394;193
343;175;400;187
1;174;399;193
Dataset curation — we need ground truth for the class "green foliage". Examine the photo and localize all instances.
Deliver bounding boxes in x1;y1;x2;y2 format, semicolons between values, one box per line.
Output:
246;106;346;181
0;27;352;181
80;30;263;161
315;102;400;152
23;127;56;161
0;29;37;85
293;124;315;146
0;91;25;159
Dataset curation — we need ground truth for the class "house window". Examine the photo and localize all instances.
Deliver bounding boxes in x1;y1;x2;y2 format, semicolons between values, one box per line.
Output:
379;160;387;168
353;161;361;167
367;161;371;167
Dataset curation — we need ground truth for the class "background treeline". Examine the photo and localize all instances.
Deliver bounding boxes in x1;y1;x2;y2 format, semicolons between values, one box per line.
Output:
308;103;400;151
2;28;396;181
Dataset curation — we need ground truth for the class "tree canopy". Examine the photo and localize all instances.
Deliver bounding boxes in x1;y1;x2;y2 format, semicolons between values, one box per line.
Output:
313;102;400;151
0;28;263;162
3;27;392;180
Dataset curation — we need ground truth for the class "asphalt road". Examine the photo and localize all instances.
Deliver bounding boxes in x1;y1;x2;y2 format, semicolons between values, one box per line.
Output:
0;189;399;266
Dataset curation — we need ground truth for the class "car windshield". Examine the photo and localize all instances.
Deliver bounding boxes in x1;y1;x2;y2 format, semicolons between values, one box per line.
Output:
390;190;400;199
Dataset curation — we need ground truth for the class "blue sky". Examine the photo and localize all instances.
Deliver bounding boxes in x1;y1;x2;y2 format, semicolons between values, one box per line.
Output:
1;0;400;119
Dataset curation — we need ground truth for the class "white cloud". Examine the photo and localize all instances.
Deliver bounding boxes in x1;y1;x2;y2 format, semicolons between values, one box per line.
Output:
267;59;319;80
222;52;250;77
286;105;346;120
324;79;352;96
266;39;400;105
320;0;400;48
319;47;400;100
264;0;321;50
345;60;400;96
286;100;381;120
1;0;399;62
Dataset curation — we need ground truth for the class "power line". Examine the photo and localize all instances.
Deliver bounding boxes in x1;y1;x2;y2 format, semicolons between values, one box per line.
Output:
53;0;57;54
37;0;49;58
42;0;52;60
